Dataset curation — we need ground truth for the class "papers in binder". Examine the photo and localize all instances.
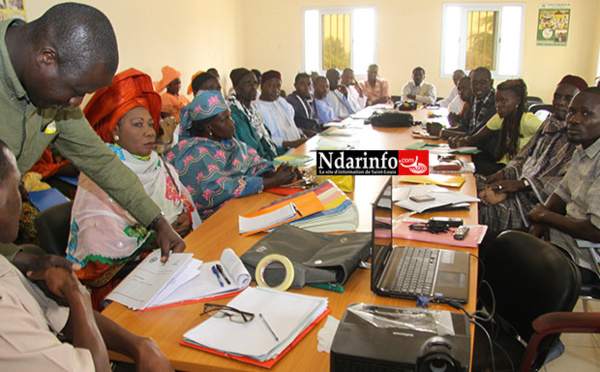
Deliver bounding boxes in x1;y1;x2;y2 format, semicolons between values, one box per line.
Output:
182;287;329;367
239;191;325;235
106;248;251;310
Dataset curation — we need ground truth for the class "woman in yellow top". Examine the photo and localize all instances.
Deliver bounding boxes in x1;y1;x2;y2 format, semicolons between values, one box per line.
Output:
155;66;190;123
450;79;542;169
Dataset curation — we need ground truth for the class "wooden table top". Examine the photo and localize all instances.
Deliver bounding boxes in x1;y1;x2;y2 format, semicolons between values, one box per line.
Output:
102;107;478;372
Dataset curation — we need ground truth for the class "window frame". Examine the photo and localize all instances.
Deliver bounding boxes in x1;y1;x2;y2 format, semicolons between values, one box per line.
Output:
441;2;526;79
302;6;378;77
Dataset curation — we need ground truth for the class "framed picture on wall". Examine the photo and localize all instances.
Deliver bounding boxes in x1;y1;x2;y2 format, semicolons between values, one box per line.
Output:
0;0;26;21
537;3;571;46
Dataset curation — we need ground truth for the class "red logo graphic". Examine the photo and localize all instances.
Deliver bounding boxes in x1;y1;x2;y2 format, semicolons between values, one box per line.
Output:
397;150;429;175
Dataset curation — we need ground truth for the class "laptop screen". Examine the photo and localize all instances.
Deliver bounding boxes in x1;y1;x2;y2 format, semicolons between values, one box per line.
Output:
371;176;393;291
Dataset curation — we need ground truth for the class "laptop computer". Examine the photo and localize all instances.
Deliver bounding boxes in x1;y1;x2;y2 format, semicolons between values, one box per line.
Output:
371;176;470;303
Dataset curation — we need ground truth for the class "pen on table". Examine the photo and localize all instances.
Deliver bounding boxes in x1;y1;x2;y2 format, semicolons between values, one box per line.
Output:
216;264;231;285
290;202;303;217
211;265;224;287
259;313;279;342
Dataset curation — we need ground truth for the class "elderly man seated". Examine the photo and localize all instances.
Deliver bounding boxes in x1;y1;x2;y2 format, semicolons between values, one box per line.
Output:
401;67;437;105
254;70;307;150
478;75;587;232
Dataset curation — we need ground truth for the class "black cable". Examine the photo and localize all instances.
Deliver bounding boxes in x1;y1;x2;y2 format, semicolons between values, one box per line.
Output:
469;318;496;372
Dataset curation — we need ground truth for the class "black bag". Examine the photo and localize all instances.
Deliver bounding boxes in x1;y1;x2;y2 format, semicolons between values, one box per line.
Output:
396;101;418;111
240;224;371;288
369;110;414;128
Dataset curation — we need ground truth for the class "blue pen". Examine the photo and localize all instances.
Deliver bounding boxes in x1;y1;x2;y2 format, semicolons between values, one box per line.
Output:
211;265;224;287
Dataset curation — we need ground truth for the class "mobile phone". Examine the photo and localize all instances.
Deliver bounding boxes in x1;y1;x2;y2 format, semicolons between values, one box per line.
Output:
454;226;470;240
410;195;435;202
428;217;463;228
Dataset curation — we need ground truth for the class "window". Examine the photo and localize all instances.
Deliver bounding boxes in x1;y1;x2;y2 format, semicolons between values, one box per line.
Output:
441;3;525;79
303;7;377;75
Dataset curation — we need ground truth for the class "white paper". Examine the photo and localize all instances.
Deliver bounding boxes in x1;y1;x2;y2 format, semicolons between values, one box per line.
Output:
395;189;479;213
105;250;194;310
183;287;328;362
152;248;251;307
239;203;297;234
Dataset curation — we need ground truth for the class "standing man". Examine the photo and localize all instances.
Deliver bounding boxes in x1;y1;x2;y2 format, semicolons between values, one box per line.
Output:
359;64;391;106
286;72;320;133
528;87;600;282
325;68;358;119
0;3;184;269
401;67;437;105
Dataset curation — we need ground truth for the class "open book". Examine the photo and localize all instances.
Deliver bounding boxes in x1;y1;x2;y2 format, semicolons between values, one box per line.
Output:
106;249;250;310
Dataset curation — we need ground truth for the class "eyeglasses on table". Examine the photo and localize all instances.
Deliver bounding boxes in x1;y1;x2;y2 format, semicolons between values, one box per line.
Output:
199;303;255;323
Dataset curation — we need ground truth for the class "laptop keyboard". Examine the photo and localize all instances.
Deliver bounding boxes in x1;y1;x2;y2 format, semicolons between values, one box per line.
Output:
390;247;439;296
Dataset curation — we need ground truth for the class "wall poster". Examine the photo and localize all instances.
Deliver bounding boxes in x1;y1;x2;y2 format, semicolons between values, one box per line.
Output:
0;0;26;21
537;3;571;46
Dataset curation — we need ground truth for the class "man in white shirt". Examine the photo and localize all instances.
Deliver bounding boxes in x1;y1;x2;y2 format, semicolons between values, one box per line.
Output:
341;68;367;110
325;68;359;119
439;70;466;109
254;70;307;150
401;67;437;105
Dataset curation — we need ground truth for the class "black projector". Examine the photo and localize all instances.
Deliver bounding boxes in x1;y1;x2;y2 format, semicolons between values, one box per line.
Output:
331;303;471;372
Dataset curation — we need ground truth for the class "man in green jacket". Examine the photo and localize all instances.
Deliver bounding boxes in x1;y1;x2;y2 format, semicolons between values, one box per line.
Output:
0;3;184;272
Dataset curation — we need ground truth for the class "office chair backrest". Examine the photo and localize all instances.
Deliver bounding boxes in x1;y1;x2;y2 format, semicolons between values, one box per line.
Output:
34;201;73;257
484;230;581;342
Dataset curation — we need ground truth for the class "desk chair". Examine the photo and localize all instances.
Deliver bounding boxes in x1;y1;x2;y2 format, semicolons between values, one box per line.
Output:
528;103;554;122
473;230;581;372
34;200;72;256
525;96;543;111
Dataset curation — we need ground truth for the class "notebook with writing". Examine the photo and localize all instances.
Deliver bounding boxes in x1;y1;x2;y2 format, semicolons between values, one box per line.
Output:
371;176;470;303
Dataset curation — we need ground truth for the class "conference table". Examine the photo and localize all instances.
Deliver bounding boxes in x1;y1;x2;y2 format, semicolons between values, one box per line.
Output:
102;106;479;371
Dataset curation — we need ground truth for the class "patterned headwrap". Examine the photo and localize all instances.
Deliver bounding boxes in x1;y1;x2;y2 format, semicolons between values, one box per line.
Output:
180;90;228;131
187;70;205;95
230;68;252;87
261;70;282;87
558;75;588;92
154;66;181;92
84;68;161;143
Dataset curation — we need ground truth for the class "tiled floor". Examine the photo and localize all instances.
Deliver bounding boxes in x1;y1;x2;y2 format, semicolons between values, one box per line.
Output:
542;298;600;371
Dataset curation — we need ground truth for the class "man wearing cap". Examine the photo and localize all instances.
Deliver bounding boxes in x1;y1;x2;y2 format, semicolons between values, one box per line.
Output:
155;66;190;123
478;75;588;232
254;70;307;150
0;3;184;269
228;68;283;160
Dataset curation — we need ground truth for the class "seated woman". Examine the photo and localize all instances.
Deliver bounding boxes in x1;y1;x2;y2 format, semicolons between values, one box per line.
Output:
67;69;201;306
449;79;542;175
166;90;299;220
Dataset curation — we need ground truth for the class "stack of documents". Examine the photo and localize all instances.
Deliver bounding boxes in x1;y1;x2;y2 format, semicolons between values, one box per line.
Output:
182;287;330;367
394;185;479;213
239;191;325;235
106;249;251;310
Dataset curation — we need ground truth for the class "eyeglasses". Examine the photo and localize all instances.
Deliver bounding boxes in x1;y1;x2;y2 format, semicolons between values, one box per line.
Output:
200;303;255;323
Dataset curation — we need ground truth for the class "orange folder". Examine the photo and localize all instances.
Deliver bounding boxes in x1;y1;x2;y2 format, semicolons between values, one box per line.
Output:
240;191;325;236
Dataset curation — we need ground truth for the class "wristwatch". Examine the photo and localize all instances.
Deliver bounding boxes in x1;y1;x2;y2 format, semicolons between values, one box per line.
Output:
522;179;531;189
